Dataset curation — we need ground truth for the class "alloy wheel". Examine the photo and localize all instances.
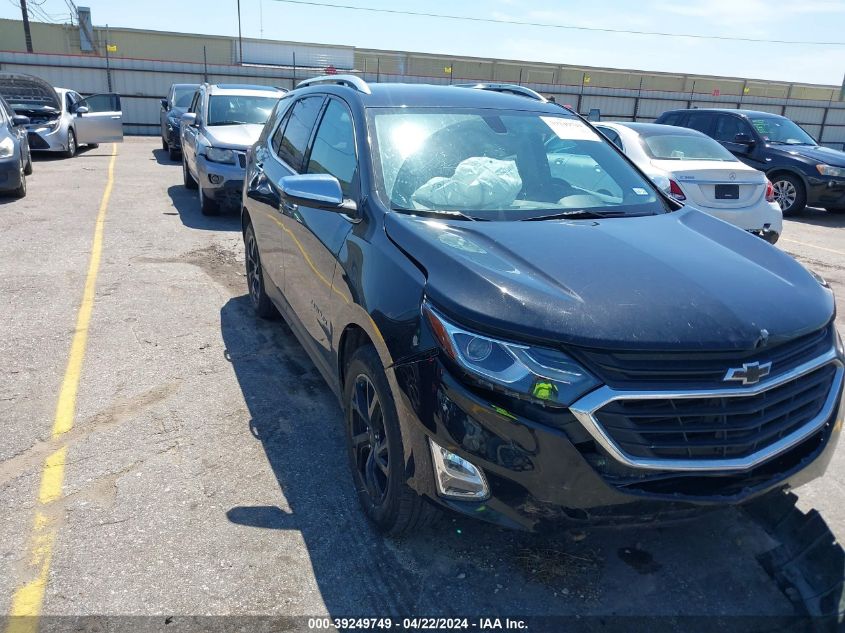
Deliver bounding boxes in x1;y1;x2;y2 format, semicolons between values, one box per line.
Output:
349;374;389;504
772;179;796;212
245;232;261;305
68;132;76;156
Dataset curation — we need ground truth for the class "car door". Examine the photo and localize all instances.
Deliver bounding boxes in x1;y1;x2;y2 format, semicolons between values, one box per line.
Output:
712;113;766;170
280;96;357;376
73;93;123;143
181;90;202;172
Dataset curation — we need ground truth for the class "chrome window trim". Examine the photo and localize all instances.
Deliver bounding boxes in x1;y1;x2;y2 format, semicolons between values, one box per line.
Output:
569;348;844;472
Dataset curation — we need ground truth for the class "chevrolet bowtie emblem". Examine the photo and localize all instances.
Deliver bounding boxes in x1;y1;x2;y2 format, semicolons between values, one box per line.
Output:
723;361;772;385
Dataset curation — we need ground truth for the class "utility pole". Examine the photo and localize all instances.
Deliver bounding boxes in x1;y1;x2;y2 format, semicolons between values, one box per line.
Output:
19;0;33;53
236;0;243;64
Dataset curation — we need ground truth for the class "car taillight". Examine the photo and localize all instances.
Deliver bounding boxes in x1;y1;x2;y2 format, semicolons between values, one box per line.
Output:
765;179;775;203
668;179;686;201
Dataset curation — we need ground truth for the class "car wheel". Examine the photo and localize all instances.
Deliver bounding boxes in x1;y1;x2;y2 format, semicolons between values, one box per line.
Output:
63;129;77;159
168;146;180;161
182;153;198;190
162;138;168;151
770;174;806;216
824;207;845;214
344;345;439;535
12;161;26;198
244;222;278;319
199;187;219;216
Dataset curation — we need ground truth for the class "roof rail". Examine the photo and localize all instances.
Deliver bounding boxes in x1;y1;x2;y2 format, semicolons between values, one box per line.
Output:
455;83;548;103
296;75;372;95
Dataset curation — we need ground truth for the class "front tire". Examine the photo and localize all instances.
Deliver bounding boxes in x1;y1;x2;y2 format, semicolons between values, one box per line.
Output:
23;154;33;175
825;207;845;215
63;129;77;159
244;222;278;319
344;345;439;535
12;161;26;198
199;187;219;216
168;146;180;161
162;138;168;151
770;173;806;216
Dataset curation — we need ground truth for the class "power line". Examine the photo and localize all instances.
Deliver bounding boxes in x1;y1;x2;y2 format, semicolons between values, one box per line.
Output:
269;0;845;47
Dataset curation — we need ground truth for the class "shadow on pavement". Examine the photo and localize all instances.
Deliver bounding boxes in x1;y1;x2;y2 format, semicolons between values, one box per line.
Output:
219;292;843;625
167;184;240;231
152;147;179;166
786;207;845;229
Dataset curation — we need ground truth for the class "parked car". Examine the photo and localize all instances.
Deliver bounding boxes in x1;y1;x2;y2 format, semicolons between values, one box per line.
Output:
0;95;31;198
180;83;285;215
594;122;782;243
160;83;200;160
655;108;845;216
0;73;123;158
241;76;844;534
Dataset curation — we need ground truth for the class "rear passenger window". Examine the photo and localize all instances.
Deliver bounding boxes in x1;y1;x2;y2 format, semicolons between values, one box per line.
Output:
597;127;623;150
714;115;753;142
660;113;684;126
306;99;357;196
276;96;324;171
686;113;714;135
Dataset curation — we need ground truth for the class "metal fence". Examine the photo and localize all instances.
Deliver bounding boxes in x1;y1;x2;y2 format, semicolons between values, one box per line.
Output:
2;49;844;150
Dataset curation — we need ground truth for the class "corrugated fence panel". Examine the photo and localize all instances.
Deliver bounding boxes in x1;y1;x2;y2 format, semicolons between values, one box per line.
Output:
1;63;109;93
636;99;688;118
785;106;825;125
241;41;353;69
581;95;636;117
821;126;845;143
825;109;845;125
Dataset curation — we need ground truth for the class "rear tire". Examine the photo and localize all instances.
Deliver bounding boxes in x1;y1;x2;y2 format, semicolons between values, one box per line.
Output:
770;173;806;216
162;138;168;151
182;153;197;190
344;345;440;535
244;222;278;319
62;129;76;159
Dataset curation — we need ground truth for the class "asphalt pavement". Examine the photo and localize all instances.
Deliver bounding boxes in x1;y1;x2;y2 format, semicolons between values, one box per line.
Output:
0;138;843;631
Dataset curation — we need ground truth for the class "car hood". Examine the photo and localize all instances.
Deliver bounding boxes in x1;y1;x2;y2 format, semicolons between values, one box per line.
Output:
384;208;834;351
0;72;60;112
768;144;845;167
203;124;263;149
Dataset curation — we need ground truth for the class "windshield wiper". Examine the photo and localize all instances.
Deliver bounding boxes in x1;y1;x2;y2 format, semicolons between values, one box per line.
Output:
390;206;478;221
210;120;248;126
521;209;631;221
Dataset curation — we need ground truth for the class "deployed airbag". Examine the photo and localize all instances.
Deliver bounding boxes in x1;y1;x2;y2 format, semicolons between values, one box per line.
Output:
412;157;522;210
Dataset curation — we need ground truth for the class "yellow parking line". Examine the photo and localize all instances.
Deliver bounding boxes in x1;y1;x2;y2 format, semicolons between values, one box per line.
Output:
6;146;118;633
781;237;845;258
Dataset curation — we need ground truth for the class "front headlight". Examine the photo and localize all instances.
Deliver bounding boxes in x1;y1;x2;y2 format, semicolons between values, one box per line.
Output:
816;164;845;178
423;302;600;406
205;147;236;164
0;137;14;158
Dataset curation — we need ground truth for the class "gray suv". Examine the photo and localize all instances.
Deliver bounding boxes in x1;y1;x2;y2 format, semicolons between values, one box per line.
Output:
180;83;285;215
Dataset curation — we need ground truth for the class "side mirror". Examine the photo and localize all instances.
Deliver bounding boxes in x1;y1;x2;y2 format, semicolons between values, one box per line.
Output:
279;174;356;213
75;105;90;115
160;98;169;110
180;112;197;127
733;132;755;146
11;114;30;126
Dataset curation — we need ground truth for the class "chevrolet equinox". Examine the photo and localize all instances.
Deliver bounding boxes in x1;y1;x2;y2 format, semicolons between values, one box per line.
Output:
241;76;844;533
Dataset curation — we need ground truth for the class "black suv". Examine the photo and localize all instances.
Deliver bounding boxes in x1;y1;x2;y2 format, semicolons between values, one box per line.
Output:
655;108;845;216
241;76;844;533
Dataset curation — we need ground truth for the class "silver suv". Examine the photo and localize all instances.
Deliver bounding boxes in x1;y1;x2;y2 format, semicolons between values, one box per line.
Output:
180;83;285;215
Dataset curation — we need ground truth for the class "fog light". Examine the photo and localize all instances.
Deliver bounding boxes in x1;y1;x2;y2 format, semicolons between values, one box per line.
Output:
208;174;223;185
428;438;489;500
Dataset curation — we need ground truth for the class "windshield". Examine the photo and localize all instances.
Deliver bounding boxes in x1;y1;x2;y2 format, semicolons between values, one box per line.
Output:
641;133;737;161
207;94;280;126
173;87;196;108
751;116;815;145
369;108;667;220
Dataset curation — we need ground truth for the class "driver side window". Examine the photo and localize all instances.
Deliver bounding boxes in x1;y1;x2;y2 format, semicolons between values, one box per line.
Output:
305;99;357;197
714;115;753;142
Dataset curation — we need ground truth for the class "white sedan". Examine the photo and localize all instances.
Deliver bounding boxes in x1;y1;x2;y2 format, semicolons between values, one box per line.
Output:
595;122;782;243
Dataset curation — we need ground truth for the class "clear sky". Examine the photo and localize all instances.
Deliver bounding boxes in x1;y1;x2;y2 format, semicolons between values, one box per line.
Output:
2;0;844;85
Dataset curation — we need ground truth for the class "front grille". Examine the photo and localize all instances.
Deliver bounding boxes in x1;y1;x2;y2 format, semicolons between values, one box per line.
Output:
572;324;833;389
27;132;50;150
593;363;838;461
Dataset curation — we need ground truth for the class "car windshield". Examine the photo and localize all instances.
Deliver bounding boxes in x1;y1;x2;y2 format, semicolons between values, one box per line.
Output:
369;108;668;220
173;87;196;108
751;116;816;145
207;95;279;126
640;133;738;161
